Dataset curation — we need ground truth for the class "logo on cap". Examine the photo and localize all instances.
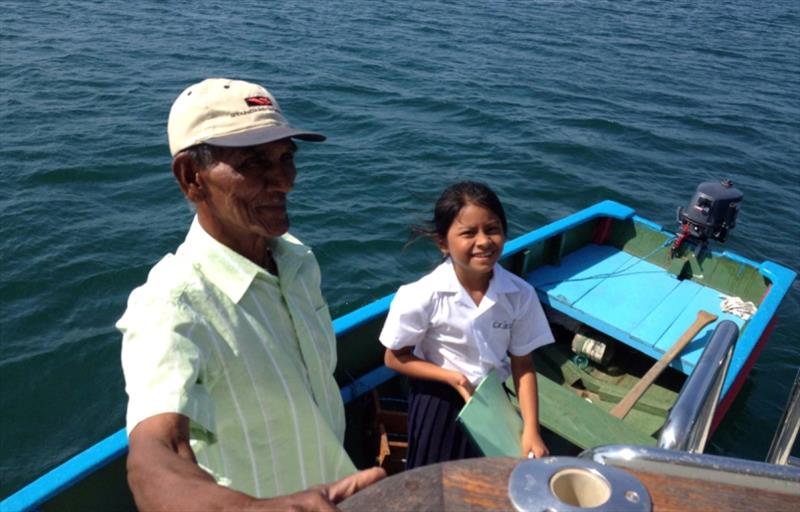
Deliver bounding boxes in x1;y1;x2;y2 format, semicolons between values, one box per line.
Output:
245;96;273;107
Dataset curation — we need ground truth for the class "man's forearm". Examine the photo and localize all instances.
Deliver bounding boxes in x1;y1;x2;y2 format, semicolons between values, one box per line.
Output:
127;423;256;511
127;413;383;511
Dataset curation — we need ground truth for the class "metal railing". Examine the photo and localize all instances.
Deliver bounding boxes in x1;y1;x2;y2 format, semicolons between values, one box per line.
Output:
581;445;800;494
657;320;739;453
766;369;800;466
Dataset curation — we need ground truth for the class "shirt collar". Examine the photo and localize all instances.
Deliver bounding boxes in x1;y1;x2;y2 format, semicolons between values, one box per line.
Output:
178;216;307;303
432;258;520;296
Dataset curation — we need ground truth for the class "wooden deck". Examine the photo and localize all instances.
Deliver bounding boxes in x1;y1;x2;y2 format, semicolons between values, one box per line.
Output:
527;243;748;375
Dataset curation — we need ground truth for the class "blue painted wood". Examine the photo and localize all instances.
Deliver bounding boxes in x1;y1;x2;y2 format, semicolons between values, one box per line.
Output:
654;286;747;372
573;257;682;334
528;245;634;306
706;260;796;403
630;279;704;349
0;429;129;512
530;244;749;379
339;366;398;404
332;294;395;334
528;239;798;410
503;200;635;258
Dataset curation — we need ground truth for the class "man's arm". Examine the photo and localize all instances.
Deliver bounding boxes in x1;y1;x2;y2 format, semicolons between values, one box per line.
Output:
127;412;385;511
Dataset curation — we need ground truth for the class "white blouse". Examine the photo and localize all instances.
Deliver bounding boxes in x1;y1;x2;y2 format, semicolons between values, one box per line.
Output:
379;258;554;385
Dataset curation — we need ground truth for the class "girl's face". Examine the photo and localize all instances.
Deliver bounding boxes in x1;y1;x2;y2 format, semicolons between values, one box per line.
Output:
439;202;506;287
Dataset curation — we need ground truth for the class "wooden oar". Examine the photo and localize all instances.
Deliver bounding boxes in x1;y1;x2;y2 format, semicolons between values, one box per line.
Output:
610;310;718;419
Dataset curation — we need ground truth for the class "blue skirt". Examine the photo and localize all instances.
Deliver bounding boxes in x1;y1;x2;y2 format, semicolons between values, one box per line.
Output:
405;377;480;470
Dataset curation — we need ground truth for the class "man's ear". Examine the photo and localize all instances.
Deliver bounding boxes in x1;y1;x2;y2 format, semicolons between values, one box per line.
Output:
172;153;206;203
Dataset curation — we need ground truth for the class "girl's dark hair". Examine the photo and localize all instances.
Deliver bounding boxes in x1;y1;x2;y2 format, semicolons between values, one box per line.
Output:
412;181;507;243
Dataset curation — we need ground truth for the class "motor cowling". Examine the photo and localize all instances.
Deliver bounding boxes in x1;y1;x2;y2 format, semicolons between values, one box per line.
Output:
677;179;743;243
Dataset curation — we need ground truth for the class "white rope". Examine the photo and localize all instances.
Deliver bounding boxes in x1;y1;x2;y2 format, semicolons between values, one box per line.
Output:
719;294;757;320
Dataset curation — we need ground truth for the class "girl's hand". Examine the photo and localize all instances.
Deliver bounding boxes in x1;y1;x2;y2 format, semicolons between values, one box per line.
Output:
521;427;549;459
449;371;475;403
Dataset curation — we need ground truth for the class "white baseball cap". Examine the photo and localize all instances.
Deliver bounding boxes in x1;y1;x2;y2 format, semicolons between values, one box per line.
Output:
167;78;325;156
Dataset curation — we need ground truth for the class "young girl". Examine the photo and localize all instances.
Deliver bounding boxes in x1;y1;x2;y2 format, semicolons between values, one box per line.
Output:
380;181;554;469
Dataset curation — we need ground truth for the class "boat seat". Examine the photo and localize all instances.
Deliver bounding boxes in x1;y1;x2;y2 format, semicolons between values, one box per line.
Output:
527;243;748;374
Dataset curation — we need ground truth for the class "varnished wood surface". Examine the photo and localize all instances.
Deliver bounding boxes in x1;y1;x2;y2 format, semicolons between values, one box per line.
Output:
340;457;798;512
629;468;798;512
340;458;515;512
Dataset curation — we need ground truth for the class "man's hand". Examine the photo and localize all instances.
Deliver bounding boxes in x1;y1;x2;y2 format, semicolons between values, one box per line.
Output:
262;467;386;511
324;466;387;502
127;413;385;511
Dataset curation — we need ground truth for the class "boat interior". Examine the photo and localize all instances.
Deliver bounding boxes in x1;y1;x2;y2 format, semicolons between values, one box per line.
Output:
342;209;777;471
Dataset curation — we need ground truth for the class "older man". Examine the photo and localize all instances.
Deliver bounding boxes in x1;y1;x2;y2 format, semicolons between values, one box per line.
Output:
118;78;383;510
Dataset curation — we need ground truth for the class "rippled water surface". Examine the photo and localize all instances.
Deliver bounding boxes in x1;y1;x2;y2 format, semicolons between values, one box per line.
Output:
2;0;798;497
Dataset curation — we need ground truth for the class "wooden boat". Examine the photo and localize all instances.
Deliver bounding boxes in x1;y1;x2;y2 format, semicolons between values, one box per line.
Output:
2;195;796;511
339;446;800;511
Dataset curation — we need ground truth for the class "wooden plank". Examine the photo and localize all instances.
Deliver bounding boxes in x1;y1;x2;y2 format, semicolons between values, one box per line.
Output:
573;257;682;334
705;255;765;302
376;424;391;467
631;279;704;348
536;346;672;434
629;468;799;512
653;287;745;371
528;244;634;307
535;374;657;448
531;242;750;379
610;311;718;419
595;382;674;415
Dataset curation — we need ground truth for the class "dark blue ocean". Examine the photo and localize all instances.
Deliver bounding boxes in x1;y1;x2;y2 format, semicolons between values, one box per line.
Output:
1;0;798;498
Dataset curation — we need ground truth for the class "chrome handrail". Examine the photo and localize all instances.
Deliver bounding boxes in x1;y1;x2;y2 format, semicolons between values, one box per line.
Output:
766;369;800;465
580;445;800;494
658;320;739;453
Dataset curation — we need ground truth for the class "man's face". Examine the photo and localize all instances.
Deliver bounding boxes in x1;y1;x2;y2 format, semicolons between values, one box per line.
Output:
197;138;298;242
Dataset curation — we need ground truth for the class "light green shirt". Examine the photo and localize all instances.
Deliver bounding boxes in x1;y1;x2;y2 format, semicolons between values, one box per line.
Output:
118;217;356;498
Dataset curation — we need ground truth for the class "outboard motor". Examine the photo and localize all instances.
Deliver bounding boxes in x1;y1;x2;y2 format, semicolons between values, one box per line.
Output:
671;179;743;258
